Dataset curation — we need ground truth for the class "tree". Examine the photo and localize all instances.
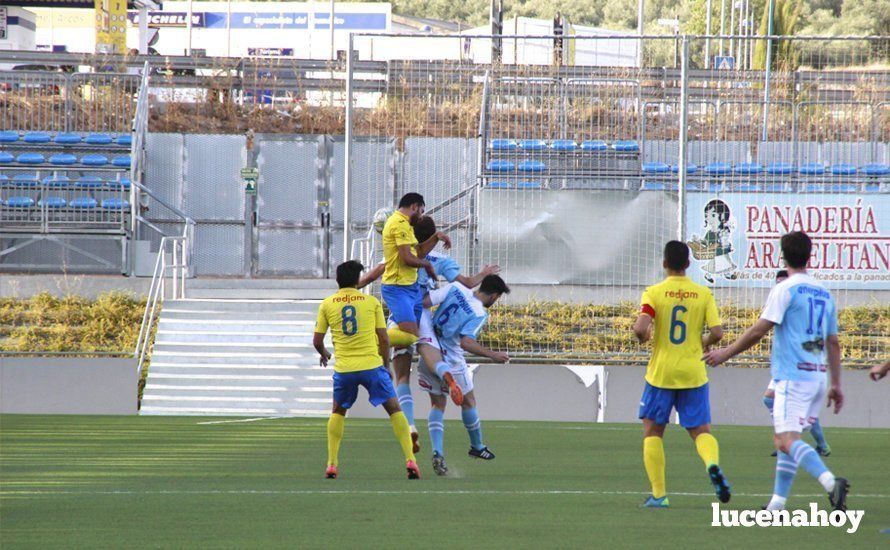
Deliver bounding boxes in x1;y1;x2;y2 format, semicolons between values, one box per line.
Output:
752;0;803;70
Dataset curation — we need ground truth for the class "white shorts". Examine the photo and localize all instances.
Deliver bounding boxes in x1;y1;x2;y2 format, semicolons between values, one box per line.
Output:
766;379;776;392
772;378;827;434
417;308;437;350
416;356;474;396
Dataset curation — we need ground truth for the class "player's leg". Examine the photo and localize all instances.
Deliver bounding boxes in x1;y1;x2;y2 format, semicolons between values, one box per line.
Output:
381;283;421;346
326;372;360;479
391;339;418;450
763;382;778;456
462;390;494;460
638;382;671;507
366;366;420;479
679;383;730;503
417;356;448;474
417;341;463;406
809;417;831;456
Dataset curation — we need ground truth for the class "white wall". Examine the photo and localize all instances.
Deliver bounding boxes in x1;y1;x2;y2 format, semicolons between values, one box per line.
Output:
0;7;37;52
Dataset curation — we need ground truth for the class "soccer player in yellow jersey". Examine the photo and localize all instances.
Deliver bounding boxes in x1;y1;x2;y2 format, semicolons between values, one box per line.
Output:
632;241;730;508
313;260;420;480
380;193;451;349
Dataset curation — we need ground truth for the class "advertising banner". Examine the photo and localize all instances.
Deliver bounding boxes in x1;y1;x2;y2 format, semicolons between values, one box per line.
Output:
95;0;127;54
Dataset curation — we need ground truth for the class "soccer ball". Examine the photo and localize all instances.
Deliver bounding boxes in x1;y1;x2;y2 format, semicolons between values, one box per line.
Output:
373;207;393;234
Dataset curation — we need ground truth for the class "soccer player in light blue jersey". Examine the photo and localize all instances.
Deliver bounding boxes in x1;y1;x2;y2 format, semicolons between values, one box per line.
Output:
418;275;510;475
705;231;849;512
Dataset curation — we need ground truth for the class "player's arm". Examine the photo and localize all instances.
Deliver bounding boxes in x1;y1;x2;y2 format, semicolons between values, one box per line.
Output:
701;325;724;350
397;244;436;278
374;300;390;373
633;290;655;343
313;305;332;367
703;318;773;366
460;336;509;363
357;263;385;289
701;292;724;350
826;334;843;413
455;264;500;289
415;231;452;258
870;360;890;382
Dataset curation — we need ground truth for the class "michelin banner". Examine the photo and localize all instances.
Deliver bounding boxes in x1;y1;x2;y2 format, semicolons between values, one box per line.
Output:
686;193;890;289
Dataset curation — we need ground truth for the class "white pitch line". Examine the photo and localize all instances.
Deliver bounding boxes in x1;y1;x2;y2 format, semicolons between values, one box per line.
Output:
1;489;888;499
196;416;288;425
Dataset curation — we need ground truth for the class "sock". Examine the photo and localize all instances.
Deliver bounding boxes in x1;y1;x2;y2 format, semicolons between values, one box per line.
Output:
769;451;798;509
389;411;416;463
434;361;451;379
461;407;484;450
428;408;445;455
327;413;345;467
643;436;666;498
694;433;720;468
762;395;774;412
790;440;834;491
387;328;418;348
395;383;415;428
809;419;827;449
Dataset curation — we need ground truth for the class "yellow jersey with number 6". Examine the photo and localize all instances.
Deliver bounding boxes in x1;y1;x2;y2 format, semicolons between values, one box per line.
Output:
314;288;386;373
640;276;721;389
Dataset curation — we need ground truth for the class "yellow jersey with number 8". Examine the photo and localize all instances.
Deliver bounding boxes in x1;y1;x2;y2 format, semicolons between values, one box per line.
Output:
640;276;721;389
315;288;386;373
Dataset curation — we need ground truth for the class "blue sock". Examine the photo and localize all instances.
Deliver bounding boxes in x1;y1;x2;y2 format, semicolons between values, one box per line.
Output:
809;419;827;449
762;395;774;413
434;361;450;379
773;452;798;498
790;440;830;481
461;407;484;450
428;408;445;455
395;383;415;428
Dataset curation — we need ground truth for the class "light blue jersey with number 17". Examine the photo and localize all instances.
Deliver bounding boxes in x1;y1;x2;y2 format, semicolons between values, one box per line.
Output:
760;273;838;382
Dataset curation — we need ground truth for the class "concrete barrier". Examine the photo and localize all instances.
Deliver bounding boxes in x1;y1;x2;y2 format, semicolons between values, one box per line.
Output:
0;357;138;415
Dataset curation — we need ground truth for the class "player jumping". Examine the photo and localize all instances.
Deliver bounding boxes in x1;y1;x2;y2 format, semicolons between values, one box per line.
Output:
313;260;421;480
418;275;511;475
632;241;730;508
705;231;849;512
764;270;831;457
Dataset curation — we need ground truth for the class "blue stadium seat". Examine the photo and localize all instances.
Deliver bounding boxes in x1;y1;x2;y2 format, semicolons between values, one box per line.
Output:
81;154;109;166
17;152;45;164
102;198;130;210
109;177;132;190
829;163;856;175
670;164;699;174
798;163;825;175
517;160;546;173
49;153;77;165
39;197;67;208
517;182;542;189
489;139;517;151
763;183;787;192
5;196;35;208
84;133;113;145
550;140;576;151
706;183;724;192
486;160;515;172
613;140;639;152
865;184;882;193
0;131;19;143
734;162;763;175
827;184;857;193
12;174;38;187
487;181;511;189
54;133;82;145
23;131;51;144
77;175;105;188
642;162;670;173
116;135;133;147
0;152;14;163
861;164;889;176
766;162;794;175
0;175;7;183
70;197;99;209
518;139;547;151
737;183;760;192
580;140;608;151
112;155;131;167
43;175;70;188
705;162;731;175
642;182;665;190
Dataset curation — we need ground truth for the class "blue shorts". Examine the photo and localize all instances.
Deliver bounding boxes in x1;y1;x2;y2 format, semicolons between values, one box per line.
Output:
638;382;711;428
333;366;397;409
381;283;423;325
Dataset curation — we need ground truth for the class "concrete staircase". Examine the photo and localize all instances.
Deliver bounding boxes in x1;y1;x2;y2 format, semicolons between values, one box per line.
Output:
141;292;336;416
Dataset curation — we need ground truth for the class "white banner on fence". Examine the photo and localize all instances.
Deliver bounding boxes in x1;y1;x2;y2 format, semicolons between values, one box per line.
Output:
686;193;890;289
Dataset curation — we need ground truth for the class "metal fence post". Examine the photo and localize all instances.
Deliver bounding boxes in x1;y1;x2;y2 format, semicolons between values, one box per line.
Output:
343;33;355;262
677;36;690;242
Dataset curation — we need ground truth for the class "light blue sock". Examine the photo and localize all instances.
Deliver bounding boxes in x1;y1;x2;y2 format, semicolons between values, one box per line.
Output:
434;361;451;379
773;452;798;498
762;395;774;413
428;408;445;456
809;419;827;449
790;440;830;481
395;383;415;428
461;407;484;450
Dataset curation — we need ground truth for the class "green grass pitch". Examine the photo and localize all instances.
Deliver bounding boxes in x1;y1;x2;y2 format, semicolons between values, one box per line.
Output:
1;415;888;548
